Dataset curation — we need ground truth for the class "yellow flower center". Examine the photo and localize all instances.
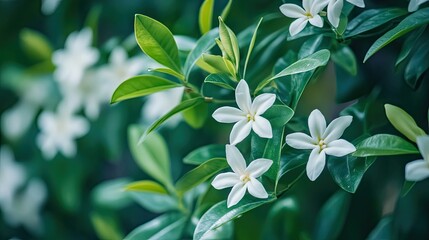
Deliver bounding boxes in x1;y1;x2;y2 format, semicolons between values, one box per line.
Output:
305;12;313;18
240;174;251;183
246;113;255;122
317;139;327;152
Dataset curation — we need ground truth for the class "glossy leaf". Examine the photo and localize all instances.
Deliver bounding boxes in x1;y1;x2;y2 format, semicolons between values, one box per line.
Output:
135;14;182;73
313;191;350;240
111;75;181;103
243;17;263;79
197;54;231;74
124;213;187;240
20;28;53;61
148;68;185;81
346;8;407;37
204;73;237;90
385;104;426;142
194;195;275;240
404;39;429;89
331;45;357;76
184;144;226;165
218;17;240;69
262;105;295;128
128;125;173;188
199;0;214;34
395;26;426;67
176;158;228;195
353;134;419;157
262;197;301;240
124;180;167;194
364;8;429;62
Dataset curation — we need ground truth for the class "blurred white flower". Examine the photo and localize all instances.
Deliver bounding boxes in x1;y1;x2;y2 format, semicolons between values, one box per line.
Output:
36;101;89;159
405;136;429;181
52;28;99;87
279;0;328;36
0;146;26;206
212;145;272;208
41;0;61;15
141;87;184;127
212;80;275;145
2;178;47;235
327;0;365;28
408;0;429;12
286;109;356;181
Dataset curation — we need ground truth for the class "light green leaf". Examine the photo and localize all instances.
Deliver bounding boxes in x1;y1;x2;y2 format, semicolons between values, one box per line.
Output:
176;158;228;195
218;17;240;70
353;134;420;157
20;29;53;61
364;8;429;62
204;73;237;90
124;180;167;194
124;213;187;240
197;53;231;74
184;144;226;165
331;46;357;76
135;14;182;73
148;68;185;81
385;104;426;142
182;92;208;129
194;196;275;240
128;125;173;188
243;17;263;79
256;49;330;93
91;178;132;210
313;191;350;240
346;8;407;37
262;105;294;128
111;75;182;103
91;211;123;240
199;0;214;34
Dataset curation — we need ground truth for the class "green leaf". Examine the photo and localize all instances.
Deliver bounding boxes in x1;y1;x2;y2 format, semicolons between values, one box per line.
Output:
400;181;416;197
124;213;187;240
335;13;348;36
184;28;219;78
262;197;301;240
91;211;123;240
403;39;429;89
111;75;182;103
395;26;426;67
184;144;226;165
346;8;407;37
194;196;275;240
199;0;214;34
353;134;420;157
139;97;205;142
262;105;294;128
20;29;53;61
91;178;132;210
135;14;182;73
124;180;167;194
204;73;237;90
128;125;173;188
256;49;330;93
385;104;426;142
364;8;429;62
220;0;233;20
313;191;350;240
148;67;185;81
130;191;178;213
182;92;208;128
331;45;357;76
218;17;240;70
176;158;228;195
328;155;376;193
197;53;232;74
367;216;394;240
243;17;263;79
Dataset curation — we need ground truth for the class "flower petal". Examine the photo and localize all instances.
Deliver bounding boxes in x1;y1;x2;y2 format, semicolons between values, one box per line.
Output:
289;18;308;36
212;106;245;123
312;0;330;12
347;0;365;8
417;135;429;163
405;159;429;182
279;4;306;18
230;119;252;145
309;14;323;28
226;144;247;174
246;158;273;178
247;178;269;199
327;0;343;28
308;109;326;139
252;93;276;115
252;116;273;139
235;80;252;113
325;139;356;157
303;0;312;11
306;148;326;181
323;115;353;143
212;172;240;189
286;132;316;149
227;183;247;208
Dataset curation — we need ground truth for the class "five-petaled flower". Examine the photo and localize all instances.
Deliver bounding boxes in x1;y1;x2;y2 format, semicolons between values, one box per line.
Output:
279;0;327;36
285;109;356;181
211;145;272;208
212;79;275;145
405;135;429;181
326;0;365;28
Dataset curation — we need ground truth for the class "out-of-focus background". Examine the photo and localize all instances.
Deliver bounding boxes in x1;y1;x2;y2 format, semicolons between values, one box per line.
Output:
1;0;428;239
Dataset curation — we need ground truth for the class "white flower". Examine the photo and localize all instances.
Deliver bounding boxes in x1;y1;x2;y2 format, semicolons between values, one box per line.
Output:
405;136;429;181
212;80;275;145
279;0;328;36
285;109;356;181
211;145;272;208
36;101;89;159
41;0;61;15
408;0;429;12
327;0;365;28
0;146;26;206
52;28;99;87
